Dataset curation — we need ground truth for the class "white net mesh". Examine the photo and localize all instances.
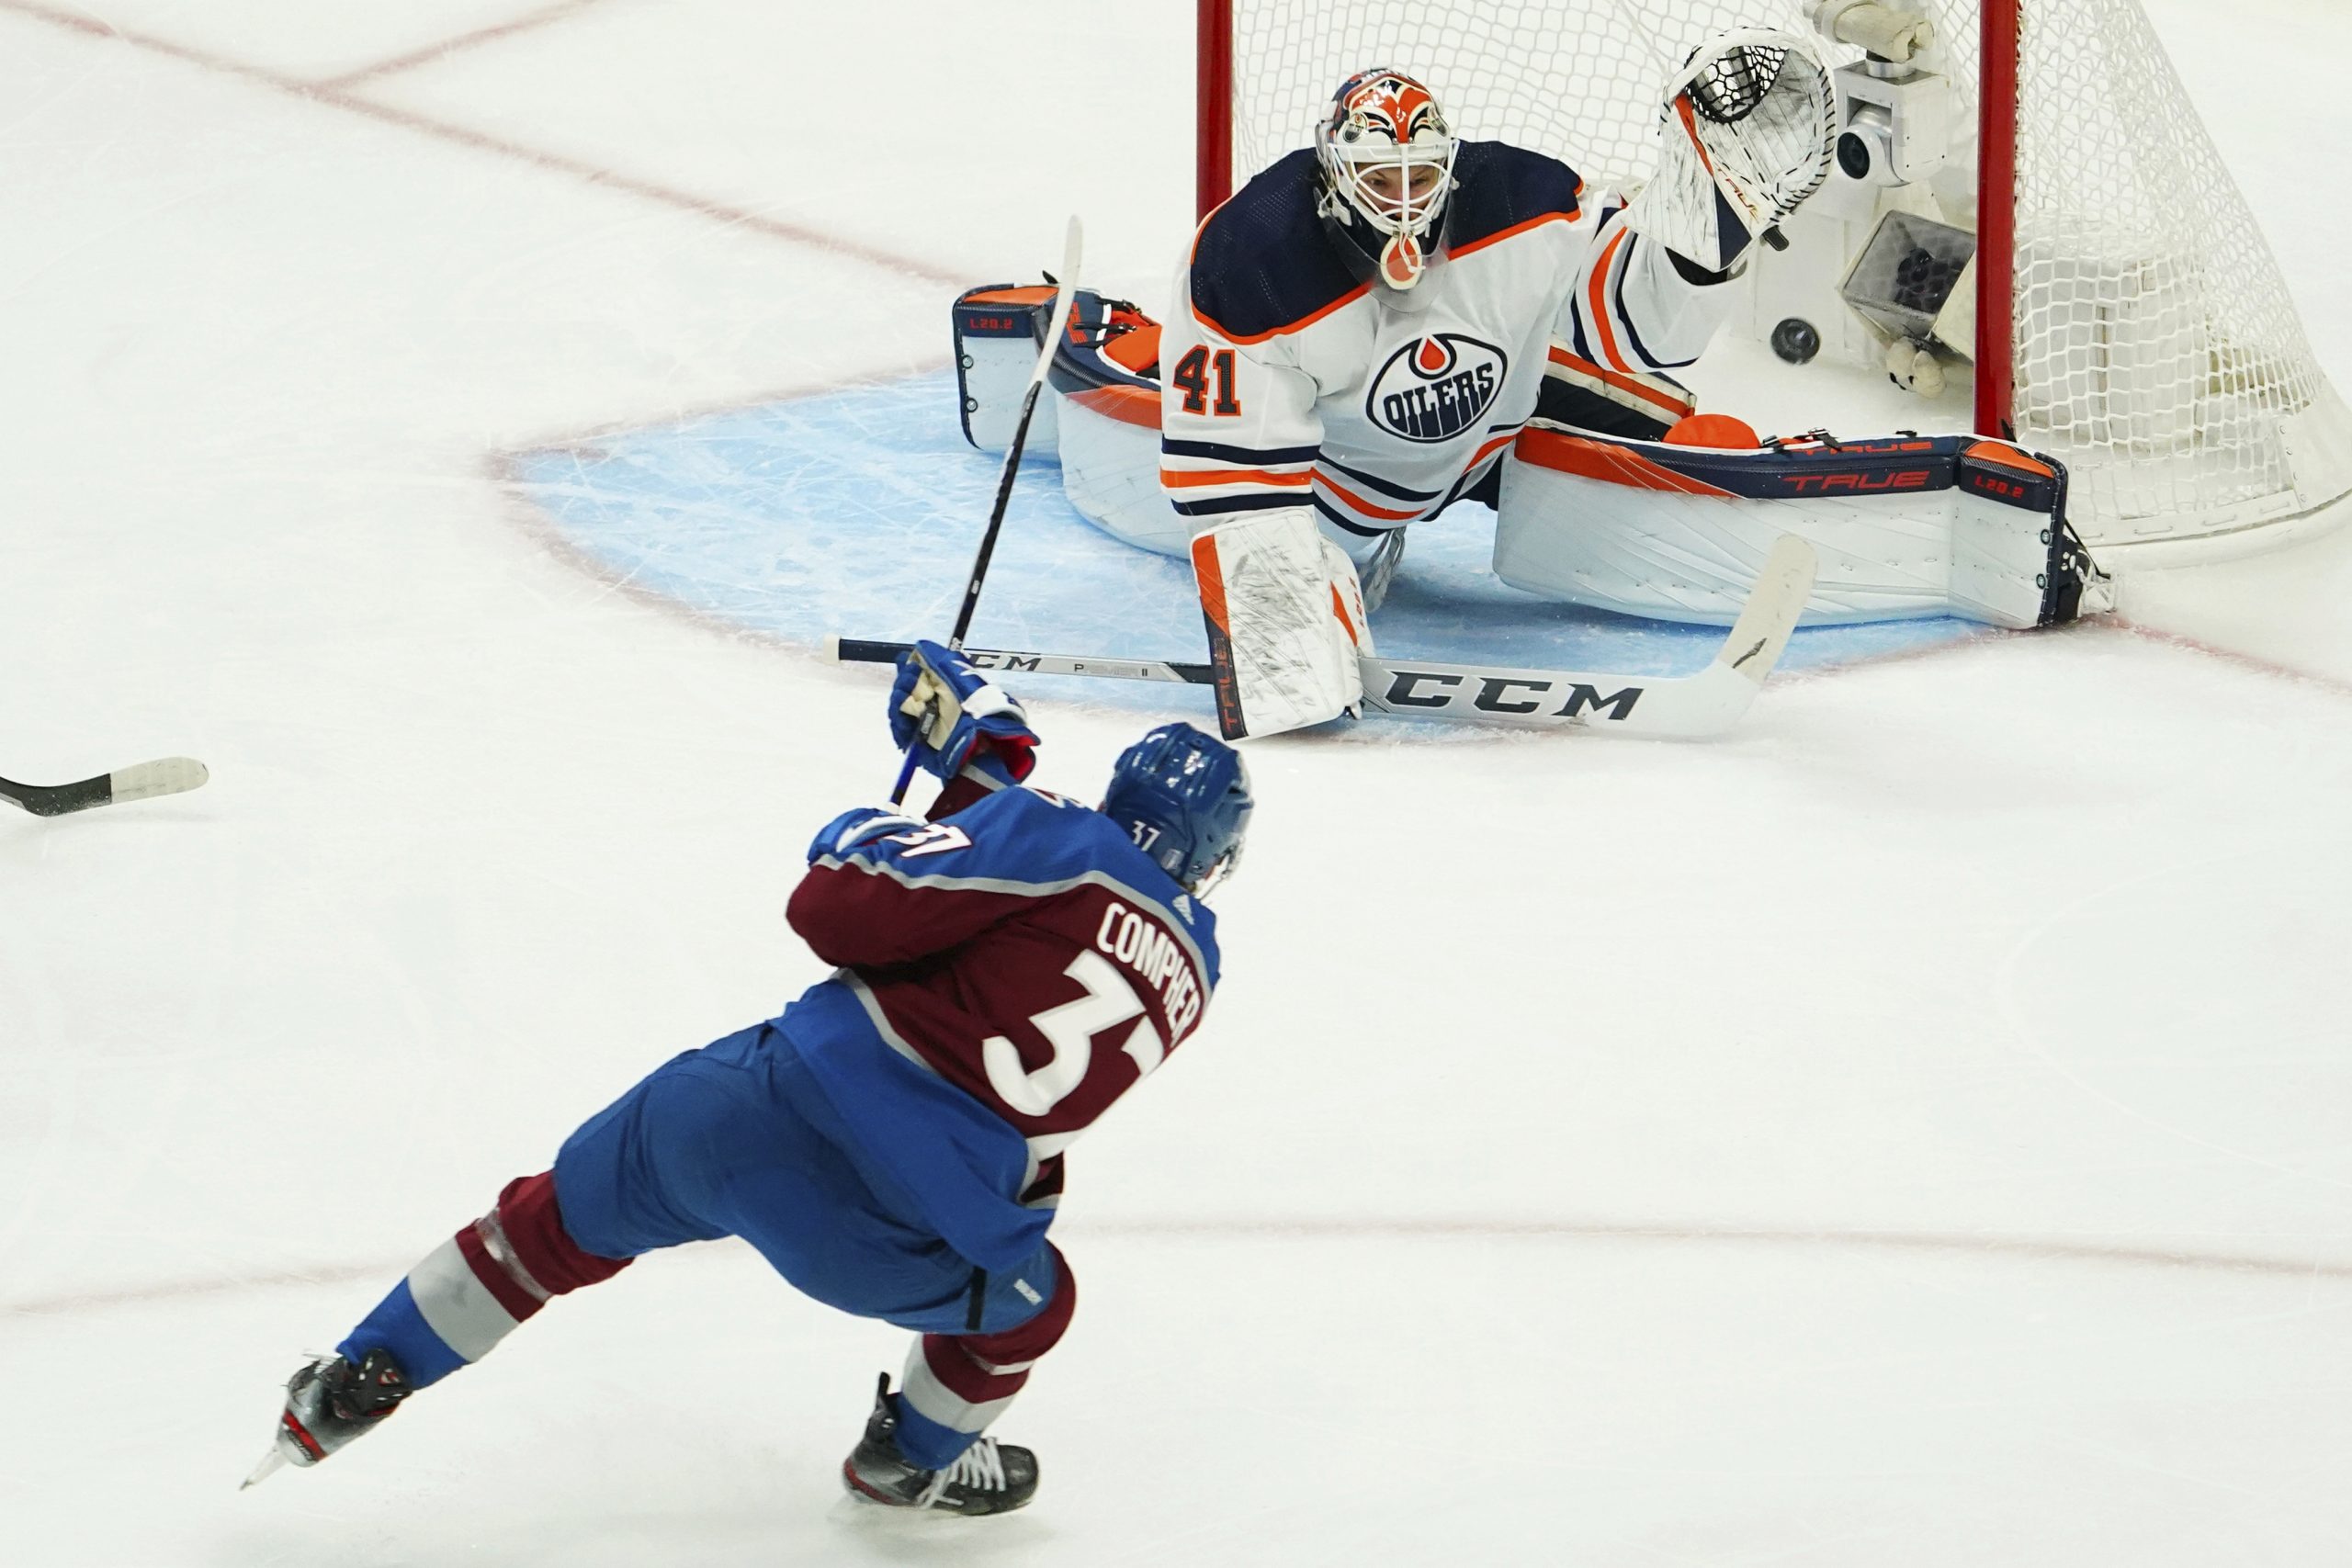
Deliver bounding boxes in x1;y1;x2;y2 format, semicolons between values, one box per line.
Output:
1226;0;2352;547
1231;1;1871;197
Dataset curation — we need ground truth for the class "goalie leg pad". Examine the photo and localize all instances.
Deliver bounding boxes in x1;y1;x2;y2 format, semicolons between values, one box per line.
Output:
1495;427;2098;629
952;284;1063;456
1191;511;1370;739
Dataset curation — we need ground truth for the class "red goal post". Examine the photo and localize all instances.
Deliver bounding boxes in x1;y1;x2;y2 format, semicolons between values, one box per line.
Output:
1193;0;2352;555
1973;0;2016;449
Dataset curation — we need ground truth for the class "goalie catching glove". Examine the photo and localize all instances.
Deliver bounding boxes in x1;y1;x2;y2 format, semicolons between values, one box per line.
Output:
889;638;1040;787
1623;28;1838;274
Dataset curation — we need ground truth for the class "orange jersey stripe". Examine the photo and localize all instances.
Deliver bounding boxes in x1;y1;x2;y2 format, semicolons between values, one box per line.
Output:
1191;280;1371;347
1160;467;1314;491
1586;226;1635;375
1464;429;1519;471
1546;345;1693;418
1313;471;1425;523
1315;430;1519;525
1448;208;1582;261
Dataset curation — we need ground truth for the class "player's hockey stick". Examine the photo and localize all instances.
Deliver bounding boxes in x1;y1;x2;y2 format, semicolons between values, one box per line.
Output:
835;534;1819;740
0;756;209;818
889;215;1085;805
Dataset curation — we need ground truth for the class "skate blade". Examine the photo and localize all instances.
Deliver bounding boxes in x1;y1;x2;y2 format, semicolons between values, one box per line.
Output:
241;1444;288;1490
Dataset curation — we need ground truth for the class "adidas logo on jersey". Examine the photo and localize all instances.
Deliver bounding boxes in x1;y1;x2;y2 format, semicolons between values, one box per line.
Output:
1365;333;1507;444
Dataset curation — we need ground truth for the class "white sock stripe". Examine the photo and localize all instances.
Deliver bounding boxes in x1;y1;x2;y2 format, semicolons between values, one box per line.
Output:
969;1356;1035;1376
472;1209;550;1304
899;1343;1017;1435
407;1237;523;1363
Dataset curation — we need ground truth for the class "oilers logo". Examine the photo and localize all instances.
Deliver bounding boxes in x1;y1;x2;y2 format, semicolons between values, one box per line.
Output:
1365;333;1506;444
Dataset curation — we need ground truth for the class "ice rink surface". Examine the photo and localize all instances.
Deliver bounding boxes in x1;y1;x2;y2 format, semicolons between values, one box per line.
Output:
4;2;2350;1562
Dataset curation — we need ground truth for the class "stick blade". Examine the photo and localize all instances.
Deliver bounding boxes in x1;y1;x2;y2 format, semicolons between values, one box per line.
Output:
1713;533;1818;690
1611;533;1817;739
1353;535;1817;739
103;757;210;806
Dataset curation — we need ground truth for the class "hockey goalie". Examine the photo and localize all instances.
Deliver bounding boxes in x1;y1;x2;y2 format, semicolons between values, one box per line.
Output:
954;29;2101;738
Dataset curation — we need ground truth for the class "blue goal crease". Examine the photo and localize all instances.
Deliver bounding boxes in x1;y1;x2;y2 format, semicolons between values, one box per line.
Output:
504;370;1984;725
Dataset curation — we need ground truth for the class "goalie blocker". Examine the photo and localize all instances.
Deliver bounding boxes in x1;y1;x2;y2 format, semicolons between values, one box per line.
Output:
1190;511;1373;739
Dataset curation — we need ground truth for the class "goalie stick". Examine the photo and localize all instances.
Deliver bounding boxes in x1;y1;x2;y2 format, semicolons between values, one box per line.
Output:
0;756;209;818
838;534;1819;740
889;215;1084;805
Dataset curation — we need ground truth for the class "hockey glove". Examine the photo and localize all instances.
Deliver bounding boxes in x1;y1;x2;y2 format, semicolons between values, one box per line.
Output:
890;639;1039;784
1623;29;1837;273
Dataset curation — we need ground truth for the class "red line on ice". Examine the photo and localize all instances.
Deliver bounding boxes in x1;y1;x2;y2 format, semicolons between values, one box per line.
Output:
0;0;964;288
2108;617;2352;703
317;0;616;90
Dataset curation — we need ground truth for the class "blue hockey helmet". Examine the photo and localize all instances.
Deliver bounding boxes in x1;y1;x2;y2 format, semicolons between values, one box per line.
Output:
1102;723;1253;894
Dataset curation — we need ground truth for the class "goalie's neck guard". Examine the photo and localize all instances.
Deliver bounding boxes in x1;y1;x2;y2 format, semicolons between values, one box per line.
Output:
1315;67;1459;304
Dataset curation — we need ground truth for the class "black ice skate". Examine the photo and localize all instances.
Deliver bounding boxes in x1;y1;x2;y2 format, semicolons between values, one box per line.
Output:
242;1348;412;1488
841;1372;1038;1515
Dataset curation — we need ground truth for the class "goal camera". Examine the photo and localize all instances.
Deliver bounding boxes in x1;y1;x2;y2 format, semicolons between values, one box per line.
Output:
1831;61;1951;188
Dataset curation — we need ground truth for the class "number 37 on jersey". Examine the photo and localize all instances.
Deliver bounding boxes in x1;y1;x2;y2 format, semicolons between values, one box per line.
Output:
983;898;1207;1118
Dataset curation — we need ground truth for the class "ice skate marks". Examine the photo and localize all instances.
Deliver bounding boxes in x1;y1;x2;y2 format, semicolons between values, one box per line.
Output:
504;370;1984;719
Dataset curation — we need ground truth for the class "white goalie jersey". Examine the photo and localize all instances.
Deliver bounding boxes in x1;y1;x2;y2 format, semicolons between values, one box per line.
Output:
1159;142;1738;558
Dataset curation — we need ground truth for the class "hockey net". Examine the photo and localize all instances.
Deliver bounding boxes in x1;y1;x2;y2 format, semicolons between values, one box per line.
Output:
1205;0;2352;551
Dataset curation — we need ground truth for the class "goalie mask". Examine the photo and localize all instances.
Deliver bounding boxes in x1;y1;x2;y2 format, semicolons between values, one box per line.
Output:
1315;68;1459;299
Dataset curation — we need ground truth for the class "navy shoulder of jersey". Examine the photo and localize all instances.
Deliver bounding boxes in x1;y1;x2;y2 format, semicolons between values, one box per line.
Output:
1190;148;1363;344
829;786;1222;980
1044;794;1224;986
1444;141;1586;250
1019;791;1224;987
1190;144;1584;340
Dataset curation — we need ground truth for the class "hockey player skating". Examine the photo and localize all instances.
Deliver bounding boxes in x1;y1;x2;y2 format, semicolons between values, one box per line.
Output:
246;643;1252;1515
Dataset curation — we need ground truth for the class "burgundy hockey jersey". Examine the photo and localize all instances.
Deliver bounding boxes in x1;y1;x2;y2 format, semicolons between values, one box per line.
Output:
780;774;1221;1269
